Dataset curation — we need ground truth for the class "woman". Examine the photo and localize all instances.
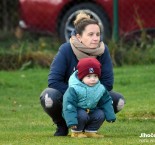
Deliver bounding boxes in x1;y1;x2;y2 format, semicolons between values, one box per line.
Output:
40;11;125;136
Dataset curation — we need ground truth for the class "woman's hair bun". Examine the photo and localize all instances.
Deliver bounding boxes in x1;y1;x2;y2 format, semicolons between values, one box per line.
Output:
74;11;91;25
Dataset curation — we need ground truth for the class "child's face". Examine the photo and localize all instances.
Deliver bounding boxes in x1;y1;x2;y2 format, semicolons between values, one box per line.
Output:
82;74;99;86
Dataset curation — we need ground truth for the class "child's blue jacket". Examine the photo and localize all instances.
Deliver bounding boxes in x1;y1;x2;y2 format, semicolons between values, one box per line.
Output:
62;71;116;128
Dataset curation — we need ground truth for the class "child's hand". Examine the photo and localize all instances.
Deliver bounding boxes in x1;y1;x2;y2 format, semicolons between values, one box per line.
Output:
109;121;114;123
71;126;77;129
107;119;116;123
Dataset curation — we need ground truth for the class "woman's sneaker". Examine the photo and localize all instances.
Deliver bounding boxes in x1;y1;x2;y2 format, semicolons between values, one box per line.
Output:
54;125;68;136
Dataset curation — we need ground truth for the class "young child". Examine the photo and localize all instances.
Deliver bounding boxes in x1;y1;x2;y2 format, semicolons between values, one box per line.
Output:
62;58;116;138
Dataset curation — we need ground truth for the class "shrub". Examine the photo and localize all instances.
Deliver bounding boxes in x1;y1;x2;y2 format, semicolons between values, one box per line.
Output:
0;31;155;70
0;50;54;70
108;35;155;66
0;35;58;70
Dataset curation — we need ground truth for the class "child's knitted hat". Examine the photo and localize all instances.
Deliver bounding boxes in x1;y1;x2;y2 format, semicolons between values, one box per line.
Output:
77;58;101;80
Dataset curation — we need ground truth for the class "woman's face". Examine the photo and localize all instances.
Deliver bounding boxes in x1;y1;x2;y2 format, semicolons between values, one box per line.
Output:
77;24;100;49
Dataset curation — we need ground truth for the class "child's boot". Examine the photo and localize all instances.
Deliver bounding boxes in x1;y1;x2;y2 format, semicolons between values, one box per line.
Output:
71;132;87;138
84;132;104;138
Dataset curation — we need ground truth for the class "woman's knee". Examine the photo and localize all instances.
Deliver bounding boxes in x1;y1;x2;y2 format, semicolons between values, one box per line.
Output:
40;88;62;109
109;91;125;113
117;97;125;112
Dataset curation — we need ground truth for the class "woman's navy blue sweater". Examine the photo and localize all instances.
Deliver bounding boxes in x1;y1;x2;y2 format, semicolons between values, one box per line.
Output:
48;42;114;95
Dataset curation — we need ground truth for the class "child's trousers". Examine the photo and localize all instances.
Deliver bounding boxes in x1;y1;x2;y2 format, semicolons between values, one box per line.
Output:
72;108;105;132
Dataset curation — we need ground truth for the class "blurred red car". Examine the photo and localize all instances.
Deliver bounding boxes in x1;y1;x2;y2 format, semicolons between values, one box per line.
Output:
19;0;155;42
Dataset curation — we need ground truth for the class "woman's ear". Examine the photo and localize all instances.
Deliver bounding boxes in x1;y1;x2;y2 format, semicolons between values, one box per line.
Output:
76;34;82;42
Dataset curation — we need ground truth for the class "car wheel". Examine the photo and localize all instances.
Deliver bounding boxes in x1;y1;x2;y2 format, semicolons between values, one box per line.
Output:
59;3;111;42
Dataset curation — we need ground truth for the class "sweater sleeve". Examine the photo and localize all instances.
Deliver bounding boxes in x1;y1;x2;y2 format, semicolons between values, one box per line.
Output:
99;45;114;91
62;87;78;128
48;44;69;94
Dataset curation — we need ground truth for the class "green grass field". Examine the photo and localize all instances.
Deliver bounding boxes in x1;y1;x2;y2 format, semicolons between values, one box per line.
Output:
0;65;155;145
